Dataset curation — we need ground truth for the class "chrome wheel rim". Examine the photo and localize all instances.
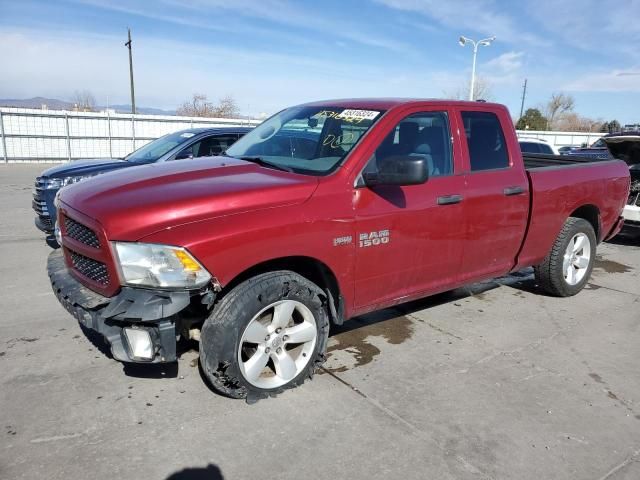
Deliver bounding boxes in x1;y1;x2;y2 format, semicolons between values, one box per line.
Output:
563;232;591;286
238;300;317;389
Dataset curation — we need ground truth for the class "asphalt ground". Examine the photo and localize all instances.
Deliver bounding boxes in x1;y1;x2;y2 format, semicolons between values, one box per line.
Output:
1;164;639;480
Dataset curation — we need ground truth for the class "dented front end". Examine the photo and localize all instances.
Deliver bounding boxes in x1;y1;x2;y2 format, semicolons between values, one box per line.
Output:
47;249;214;363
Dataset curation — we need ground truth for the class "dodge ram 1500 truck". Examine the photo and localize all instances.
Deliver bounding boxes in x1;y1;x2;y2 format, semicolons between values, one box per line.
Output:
47;99;630;401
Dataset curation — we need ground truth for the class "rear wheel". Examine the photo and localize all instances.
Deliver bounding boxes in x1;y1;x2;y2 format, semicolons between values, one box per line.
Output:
534;217;597;297
199;271;329;401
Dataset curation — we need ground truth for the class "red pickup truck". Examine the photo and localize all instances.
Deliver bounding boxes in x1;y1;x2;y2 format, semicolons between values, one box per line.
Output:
48;99;630;401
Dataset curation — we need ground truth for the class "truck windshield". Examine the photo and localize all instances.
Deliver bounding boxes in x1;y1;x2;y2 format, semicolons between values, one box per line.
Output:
125;131;197;163
225;106;384;175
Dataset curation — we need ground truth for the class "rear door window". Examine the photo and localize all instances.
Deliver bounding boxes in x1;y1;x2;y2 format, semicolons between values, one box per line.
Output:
193;135;239;157
519;142;540;154
462;111;509;171
538;143;553;154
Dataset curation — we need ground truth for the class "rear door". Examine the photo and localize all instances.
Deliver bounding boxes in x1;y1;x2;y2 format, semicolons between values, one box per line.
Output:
352;106;467;309
456;108;530;281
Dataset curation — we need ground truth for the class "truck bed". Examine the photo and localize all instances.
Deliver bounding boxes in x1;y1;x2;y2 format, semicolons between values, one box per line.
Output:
523;153;606;170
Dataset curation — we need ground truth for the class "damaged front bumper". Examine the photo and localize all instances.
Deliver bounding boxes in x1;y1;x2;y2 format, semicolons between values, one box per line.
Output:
47;249;211;363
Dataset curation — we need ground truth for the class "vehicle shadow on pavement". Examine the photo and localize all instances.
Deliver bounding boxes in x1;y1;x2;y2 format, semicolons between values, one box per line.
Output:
165;464;224;480
331;268;542;338
607;233;640;247
122;362;179;379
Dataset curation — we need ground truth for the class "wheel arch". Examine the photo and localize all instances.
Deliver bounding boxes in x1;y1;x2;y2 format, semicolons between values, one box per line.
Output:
569;204;601;241
219;256;345;325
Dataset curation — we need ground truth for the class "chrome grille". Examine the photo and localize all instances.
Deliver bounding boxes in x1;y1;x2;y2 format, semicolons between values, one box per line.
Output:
32;177;50;223
38;215;53;230
65;217;100;248
32;198;48;215
69;251;110;285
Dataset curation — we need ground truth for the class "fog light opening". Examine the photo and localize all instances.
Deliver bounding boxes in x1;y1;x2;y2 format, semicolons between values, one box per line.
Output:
124;327;154;361
54;224;62;245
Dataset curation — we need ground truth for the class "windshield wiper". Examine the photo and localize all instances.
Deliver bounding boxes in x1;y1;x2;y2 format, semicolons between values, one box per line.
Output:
237;156;294;173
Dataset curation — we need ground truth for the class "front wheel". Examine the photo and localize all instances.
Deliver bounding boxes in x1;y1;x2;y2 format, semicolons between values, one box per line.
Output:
199;271;329;401
534;217;597;297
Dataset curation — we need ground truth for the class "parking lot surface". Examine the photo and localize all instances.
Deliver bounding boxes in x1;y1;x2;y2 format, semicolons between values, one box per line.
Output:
1;164;639;480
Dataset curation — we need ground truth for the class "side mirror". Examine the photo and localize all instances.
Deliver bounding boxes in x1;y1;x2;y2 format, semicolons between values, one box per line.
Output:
363;155;429;187
174;149;194;160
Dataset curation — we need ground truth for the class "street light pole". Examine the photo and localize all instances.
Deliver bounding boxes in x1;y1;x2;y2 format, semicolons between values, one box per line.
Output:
459;35;495;101
469;42;478;101
125;28;136;114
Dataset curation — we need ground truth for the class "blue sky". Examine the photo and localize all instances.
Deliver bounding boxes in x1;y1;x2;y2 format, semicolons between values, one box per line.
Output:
0;0;639;122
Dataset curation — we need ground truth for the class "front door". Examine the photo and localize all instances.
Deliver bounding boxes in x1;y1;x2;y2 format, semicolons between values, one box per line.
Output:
353;109;466;310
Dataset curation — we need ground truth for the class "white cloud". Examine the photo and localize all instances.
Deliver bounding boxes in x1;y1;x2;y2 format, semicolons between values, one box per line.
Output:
563;68;640;92
0;28;449;113
374;0;547;45
76;0;415;54
484;51;524;74
526;0;640;60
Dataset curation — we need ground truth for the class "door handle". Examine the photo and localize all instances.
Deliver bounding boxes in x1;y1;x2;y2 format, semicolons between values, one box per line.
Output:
437;194;463;205
504;186;526;196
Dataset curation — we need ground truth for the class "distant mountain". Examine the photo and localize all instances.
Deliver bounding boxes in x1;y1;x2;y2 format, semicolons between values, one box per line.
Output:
0;97;74;110
107;104;176;115
0;97;176;115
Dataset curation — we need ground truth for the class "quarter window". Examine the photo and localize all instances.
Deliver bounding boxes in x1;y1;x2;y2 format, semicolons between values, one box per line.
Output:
462;111;509;171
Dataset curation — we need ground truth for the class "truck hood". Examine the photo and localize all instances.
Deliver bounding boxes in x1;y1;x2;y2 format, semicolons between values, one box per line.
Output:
59;156;319;240
41;158;131;178
603;135;640;167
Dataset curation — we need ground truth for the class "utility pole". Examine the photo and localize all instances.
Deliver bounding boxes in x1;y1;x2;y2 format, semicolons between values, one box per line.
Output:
125;28;136;114
519;78;528;119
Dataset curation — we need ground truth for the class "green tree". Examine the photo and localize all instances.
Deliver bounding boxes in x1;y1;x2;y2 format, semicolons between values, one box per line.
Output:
516;108;548;131
600;121;610;133
609;120;621;133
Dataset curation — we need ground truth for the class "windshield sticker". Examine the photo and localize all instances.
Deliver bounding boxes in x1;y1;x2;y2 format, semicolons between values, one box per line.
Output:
180;132;195;138
337;109;380;123
316;109;380;124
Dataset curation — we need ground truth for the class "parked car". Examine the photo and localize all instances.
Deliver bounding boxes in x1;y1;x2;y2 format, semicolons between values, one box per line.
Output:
33;127;252;246
518;138;559;155
558;145;578;155
47;99;629;401
601;132;640;232
566;137;611;159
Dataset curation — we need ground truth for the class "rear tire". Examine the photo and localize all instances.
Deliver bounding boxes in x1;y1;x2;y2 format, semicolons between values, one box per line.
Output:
199;271;329;402
534;217;596;297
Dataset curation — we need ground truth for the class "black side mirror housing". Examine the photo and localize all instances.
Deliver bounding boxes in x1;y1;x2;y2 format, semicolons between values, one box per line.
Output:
174;150;194;160
363;155;429;186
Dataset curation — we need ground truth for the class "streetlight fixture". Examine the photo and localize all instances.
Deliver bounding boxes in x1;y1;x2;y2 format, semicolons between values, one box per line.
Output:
458;35;496;101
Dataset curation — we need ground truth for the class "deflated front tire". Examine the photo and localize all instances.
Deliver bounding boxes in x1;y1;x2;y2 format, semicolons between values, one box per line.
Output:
199;271;329;402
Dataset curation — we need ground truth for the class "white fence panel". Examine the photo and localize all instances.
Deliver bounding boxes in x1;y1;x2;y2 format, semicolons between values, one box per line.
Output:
0;107;608;163
515;130;603;148
0;107;260;162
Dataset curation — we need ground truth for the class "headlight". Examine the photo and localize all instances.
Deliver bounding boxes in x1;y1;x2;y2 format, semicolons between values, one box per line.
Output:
43;175;92;190
113;242;211;289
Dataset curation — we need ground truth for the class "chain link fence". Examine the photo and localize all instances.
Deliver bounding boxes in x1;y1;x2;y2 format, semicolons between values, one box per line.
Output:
0;107;261;163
